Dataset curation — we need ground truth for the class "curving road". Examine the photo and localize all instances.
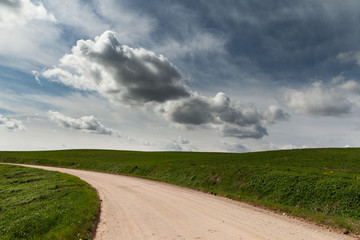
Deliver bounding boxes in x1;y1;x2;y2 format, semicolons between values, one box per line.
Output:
12;164;355;240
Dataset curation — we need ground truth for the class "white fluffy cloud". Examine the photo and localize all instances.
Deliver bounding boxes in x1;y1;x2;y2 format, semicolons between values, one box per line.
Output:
0;0;55;27
43;31;190;105
280;81;358;116
48;110;119;136
0;114;26;131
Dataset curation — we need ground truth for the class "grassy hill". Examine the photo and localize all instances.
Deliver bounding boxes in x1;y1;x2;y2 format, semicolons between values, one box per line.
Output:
1;148;360;235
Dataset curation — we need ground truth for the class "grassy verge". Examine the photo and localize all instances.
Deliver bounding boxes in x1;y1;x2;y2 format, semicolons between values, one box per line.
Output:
0;164;99;240
1;148;360;234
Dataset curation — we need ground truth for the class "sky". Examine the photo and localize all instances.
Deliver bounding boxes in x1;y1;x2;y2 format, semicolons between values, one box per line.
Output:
1;0;360;152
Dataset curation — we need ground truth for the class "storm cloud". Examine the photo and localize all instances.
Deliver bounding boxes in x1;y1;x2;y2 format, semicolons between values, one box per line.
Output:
48;110;118;136
43;31;190;105
0;114;25;131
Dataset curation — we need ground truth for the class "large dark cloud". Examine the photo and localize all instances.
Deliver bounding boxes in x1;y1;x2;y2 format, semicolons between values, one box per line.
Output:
162;92;286;139
43;31;190;105
170;97;214;125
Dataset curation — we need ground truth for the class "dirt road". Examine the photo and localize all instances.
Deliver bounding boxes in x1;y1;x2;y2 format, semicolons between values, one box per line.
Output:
13;164;355;240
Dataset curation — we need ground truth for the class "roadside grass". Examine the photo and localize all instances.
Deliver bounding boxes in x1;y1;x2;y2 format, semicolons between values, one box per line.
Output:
1;148;360;234
0;164;99;240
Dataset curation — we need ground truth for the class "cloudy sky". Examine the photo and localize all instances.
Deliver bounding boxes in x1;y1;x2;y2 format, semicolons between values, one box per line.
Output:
1;0;360;152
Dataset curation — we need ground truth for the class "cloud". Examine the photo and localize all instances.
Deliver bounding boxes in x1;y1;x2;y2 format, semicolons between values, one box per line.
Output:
161;92;273;139
43;31;191;105
337;80;360;95
262;105;290;124
0;0;55;27
337;51;360;65
31;70;41;85
48;110;119;136
0;114;26;131
280;81;356;116
331;73;360;95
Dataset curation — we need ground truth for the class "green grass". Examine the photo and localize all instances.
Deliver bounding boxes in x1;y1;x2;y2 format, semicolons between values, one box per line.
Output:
1;148;360;234
0;164;99;240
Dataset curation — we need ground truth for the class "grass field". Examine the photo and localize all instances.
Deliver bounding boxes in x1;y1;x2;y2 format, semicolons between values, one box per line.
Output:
0;164;99;240
1;148;360;235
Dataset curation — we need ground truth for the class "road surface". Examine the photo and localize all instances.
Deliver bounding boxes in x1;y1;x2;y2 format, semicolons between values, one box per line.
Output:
10;164;355;240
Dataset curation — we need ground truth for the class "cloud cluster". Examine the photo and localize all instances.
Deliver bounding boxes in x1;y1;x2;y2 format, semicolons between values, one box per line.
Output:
43;31;190;105
0;114;25;131
48;110;118;136
43;31;288;139
280;81;359;116
161;92;281;139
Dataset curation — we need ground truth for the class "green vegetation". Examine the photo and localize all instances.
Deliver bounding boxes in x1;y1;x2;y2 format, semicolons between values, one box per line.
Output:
1;148;360;234
0;164;99;240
